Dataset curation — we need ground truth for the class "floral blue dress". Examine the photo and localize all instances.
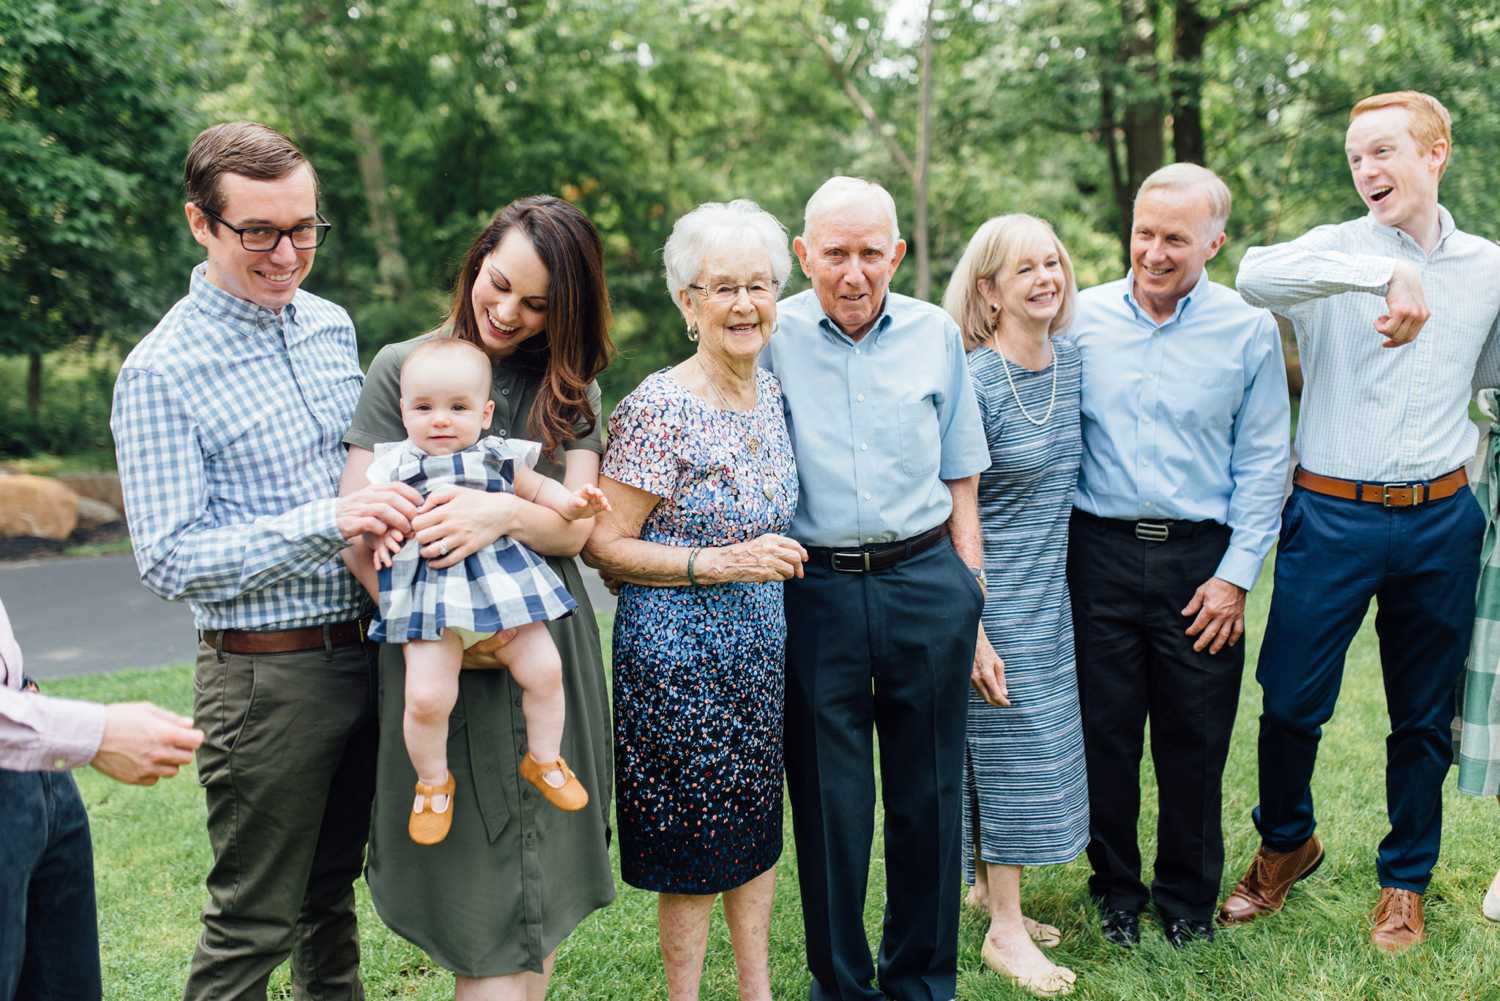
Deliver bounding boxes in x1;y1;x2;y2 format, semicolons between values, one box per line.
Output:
601;368;798;893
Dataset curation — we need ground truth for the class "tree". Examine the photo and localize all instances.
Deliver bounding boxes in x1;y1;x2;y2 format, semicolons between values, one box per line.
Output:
0;0;207;413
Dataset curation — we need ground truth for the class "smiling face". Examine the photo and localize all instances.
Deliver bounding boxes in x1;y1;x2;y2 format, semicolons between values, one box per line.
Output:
678;244;779;367
187;164;318;311
1345;105;1447;237
794;201;906;338
470;229;550;360
399;346;495;455
981;234;1066;333
1129;186;1225;318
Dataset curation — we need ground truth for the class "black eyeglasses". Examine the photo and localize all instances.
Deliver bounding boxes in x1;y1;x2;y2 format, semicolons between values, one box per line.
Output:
201;206;332;252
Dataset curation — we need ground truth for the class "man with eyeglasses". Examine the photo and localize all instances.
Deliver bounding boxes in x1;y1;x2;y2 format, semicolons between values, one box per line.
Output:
762;176;989;1001
111;121;421;1000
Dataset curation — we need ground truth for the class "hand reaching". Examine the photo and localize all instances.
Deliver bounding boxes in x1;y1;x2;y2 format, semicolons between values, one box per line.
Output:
370;528;404;571
564;484;613;521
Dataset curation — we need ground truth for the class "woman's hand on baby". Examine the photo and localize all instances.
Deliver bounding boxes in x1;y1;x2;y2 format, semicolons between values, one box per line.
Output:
565;485;612;521
461;628;520;669
413;484;519;569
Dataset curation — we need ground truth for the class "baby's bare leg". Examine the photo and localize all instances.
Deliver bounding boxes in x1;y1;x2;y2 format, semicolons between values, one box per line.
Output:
403;632;464;786
497;621;565;766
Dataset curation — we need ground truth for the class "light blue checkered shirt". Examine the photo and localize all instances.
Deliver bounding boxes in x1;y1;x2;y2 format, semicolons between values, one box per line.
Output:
1237;206;1500;482
111;264;368;630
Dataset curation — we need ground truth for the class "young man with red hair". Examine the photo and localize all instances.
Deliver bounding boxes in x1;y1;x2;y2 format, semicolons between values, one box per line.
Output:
1221;91;1500;951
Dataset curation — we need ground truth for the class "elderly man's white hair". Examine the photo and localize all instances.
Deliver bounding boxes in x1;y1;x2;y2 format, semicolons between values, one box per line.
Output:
663;199;793;297
801;176;901;245
1135;162;1232;236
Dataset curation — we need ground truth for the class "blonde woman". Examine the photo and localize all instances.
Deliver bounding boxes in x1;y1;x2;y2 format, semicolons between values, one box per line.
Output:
942;214;1084;997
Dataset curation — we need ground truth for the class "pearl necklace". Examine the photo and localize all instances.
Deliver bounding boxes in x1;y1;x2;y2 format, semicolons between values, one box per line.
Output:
995;339;1057;427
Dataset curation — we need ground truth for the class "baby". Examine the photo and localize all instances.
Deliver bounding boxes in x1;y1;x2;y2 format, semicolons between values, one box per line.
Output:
353;337;609;845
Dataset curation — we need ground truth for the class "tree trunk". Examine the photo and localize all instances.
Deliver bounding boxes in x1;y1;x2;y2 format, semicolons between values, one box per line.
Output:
1107;0;1166;262
344;84;412;299
1099;77;1131;266
1170;0;1210;164
26;351;42;416
913;0;935;300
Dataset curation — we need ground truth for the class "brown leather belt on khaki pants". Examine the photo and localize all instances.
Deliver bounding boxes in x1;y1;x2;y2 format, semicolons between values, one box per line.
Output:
1292;466;1469;508
201;620;369;655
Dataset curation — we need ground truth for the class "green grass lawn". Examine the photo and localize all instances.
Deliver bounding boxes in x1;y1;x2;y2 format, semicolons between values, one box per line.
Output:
50;573;1500;1001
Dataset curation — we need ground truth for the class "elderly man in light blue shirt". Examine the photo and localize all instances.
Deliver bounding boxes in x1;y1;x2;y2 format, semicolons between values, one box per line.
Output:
763;176;989;1001
1068;163;1290;950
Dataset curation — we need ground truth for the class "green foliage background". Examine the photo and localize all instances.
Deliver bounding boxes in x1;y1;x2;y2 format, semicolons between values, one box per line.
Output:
1;0;1497;455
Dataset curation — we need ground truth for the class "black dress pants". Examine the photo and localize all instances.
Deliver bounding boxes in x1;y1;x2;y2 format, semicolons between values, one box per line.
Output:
1067;511;1244;923
784;540;983;1001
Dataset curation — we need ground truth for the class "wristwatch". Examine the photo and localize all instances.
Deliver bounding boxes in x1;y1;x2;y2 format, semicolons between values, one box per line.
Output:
966;564;986;589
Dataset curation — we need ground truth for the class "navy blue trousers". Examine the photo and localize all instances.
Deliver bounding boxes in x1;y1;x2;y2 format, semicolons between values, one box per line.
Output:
0;769;101;1001
1253;484;1484;891
784;540;983;1001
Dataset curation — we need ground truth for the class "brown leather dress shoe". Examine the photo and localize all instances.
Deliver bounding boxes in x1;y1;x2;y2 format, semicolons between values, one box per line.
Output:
1217;834;1324;925
1370;887;1425;954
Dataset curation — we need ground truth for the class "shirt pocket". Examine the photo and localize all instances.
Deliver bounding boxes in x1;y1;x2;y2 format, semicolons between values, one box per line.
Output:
1169;366;1241;430
898;396;941;479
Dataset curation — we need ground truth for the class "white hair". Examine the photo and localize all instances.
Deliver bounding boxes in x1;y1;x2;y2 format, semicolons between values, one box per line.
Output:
801;176;900;245
1135;162;1232;235
662;199;793;297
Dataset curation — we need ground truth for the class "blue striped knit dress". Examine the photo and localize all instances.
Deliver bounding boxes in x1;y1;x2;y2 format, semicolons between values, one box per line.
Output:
963;337;1089;873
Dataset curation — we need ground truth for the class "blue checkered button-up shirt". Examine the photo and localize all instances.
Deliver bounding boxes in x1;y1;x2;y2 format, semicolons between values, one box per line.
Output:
111;264;367;630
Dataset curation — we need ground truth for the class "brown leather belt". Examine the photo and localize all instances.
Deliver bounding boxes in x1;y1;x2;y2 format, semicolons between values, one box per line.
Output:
805;524;949;573
1292;466;1469;508
201;620;369;655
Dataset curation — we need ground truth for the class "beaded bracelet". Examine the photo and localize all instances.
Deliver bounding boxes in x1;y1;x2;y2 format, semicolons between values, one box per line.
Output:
687;547;703;587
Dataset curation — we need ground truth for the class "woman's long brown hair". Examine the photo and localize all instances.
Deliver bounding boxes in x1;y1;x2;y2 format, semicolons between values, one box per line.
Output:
443;195;614;455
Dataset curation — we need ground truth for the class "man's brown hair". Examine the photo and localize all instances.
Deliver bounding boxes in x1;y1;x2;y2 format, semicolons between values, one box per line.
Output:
184;122;320;228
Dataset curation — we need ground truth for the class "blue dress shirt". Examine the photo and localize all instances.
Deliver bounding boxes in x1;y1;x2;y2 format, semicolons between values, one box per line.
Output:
1071;271;1291;590
112;264;366;630
762;289;990;548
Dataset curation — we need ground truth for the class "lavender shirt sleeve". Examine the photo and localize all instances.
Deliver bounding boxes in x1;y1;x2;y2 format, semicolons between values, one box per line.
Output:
0;598;105;772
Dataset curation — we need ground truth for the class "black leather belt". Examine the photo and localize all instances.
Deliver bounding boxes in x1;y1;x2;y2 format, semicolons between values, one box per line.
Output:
805;524;949;573
1072;509;1222;543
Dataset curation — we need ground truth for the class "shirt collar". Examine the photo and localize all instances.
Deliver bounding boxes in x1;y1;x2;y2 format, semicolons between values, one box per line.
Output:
1120;268;1211;327
1366;204;1456;253
816;293;895;345
188;263;301;333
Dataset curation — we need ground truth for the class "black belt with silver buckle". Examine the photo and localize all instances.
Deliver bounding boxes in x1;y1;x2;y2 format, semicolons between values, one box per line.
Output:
1073;509;1222;544
805;524;949;573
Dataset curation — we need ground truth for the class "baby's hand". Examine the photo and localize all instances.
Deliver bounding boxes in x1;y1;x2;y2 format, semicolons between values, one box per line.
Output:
566;484;612;520
371;529;403;571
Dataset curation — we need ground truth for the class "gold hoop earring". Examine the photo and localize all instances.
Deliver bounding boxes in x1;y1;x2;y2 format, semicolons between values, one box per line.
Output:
686;323;699;342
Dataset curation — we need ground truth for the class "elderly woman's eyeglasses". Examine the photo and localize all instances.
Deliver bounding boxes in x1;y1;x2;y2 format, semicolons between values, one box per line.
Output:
688;280;780;304
200;206;332;252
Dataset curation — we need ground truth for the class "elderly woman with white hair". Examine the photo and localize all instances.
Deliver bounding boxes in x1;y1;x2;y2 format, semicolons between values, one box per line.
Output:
585;199;804;1001
942;213;1085;997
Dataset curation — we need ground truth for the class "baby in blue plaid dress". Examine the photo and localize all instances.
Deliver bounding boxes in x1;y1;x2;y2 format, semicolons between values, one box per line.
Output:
353;338;609;845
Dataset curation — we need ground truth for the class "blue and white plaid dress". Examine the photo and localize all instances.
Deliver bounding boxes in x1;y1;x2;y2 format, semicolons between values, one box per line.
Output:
366;435;576;644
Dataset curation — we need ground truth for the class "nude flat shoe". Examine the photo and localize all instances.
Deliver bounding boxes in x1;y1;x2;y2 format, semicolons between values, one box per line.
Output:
409;772;456;846
1484;868;1500;922
520;752;589;811
981;936;1075;997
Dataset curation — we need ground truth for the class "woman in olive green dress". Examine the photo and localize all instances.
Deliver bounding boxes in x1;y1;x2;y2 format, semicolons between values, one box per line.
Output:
340;196;615;998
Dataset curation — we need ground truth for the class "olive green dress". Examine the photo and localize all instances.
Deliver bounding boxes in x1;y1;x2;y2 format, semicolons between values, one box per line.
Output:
345;335;615;977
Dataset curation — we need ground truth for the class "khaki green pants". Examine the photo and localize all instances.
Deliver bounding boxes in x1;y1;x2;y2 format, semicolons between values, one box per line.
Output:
184;639;377;1001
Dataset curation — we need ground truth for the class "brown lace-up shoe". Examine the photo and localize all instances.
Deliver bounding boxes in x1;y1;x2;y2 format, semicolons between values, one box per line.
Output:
1217;834;1324;925
1370;887;1425;954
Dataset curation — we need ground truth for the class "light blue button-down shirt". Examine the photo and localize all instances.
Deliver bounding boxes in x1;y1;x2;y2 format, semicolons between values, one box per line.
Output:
762;289;990;548
112;264;365;630
1071;271;1291;590
1237;206;1500;482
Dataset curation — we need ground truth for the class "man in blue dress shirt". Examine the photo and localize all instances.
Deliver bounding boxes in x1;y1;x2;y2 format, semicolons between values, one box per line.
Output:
1220;91;1500;953
1068;163;1291;949
112;122;424;1000
762;176;990;1001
